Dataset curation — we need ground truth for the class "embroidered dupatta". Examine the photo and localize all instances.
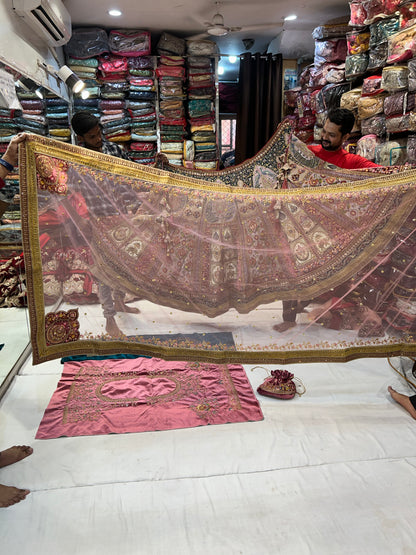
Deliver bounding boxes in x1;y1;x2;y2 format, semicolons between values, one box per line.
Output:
19;123;416;364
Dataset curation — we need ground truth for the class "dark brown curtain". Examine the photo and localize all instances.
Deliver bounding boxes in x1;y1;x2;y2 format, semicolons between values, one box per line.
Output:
235;52;283;164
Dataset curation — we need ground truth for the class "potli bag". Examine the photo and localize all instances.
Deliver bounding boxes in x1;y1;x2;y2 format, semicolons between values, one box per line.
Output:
254;368;306;400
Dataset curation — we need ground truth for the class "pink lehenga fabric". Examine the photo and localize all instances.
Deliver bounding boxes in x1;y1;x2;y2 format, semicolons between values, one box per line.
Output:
35;358;263;438
19;125;416;365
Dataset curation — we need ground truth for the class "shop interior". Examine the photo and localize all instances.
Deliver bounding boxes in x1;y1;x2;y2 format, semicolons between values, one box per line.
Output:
0;1;415;553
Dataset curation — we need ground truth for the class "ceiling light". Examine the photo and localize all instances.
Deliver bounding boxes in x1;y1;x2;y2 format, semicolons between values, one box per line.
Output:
284;14;297;21
218;66;225;75
228;55;237;63
108;9;122;16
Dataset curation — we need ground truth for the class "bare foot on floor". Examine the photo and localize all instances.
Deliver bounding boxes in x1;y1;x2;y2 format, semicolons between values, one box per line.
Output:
0;484;30;508
388;387;416;420
273;321;296;333
114;301;140;314
0;446;33;468
105;316;127;339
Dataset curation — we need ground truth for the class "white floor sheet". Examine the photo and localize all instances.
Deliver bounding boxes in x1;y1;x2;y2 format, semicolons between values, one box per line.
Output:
1;348;416;553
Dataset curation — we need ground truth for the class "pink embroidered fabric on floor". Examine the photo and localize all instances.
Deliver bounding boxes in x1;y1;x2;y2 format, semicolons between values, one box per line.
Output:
35;358;264;439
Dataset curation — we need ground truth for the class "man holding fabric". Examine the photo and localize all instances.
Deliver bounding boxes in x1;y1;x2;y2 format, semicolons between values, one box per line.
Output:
70;111;140;337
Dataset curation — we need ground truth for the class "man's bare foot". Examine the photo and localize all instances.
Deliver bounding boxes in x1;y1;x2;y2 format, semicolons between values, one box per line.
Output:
105;316;126;338
388;386;416;420
114;301;140;314
273;321;296;333
0;446;33;468
0;484;30;508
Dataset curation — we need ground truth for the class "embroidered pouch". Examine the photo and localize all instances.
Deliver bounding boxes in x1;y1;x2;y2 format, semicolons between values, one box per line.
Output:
256;369;305;400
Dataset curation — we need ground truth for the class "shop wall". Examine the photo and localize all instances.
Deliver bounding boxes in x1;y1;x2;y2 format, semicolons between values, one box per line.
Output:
0;1;68;99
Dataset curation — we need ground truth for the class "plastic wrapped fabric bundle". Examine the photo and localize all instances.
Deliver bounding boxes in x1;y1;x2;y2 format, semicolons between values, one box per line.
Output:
345;53;369;79
319;63;346;84
312;23;351;40
385;112;411;133
361;114;387;136
408;58;416;91
340;87;363;112
284;87;301;108
316;83;351;113
369;17;400;46
347;30;370;55
409;110;416;130
357;93;387;119
349;0;368;26
186;40;219;56
381;65;409;91
406;133;416;162
128;57;154;70
156;32;186;56
362;75;383;96
64;28;109;59
108;30;151;56
399;1;416;29
387;23;416;63
19;130;416;365
356;134;380;160
364;0;385;23
367;41;389;70
314;39;347;67
375;137;408;164
384;91;415;115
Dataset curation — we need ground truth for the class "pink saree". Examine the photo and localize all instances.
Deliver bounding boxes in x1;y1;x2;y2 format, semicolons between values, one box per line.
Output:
19;122;416;365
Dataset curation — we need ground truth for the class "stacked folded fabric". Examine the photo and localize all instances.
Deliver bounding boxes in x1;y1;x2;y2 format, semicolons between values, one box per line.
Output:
97;54;131;143
44;96;70;142
186;52;218;169
68;56;100;100
125;56;157;162
73;97;100;118
14;92;47;136
156;58;186;165
0;108;20;144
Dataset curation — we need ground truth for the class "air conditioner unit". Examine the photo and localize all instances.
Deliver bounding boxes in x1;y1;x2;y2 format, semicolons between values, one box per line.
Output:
12;0;72;47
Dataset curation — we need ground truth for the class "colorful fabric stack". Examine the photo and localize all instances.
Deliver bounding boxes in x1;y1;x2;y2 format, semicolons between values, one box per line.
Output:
126;56;157;162
0;108;20;145
97;54;131;143
15;93;47;136
186;53;218;169
67;57;100;99
156;56;186;165
44;95;70;142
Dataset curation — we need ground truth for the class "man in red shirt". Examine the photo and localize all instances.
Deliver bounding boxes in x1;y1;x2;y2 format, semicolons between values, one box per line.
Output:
275;107;380;333
308;107;380;169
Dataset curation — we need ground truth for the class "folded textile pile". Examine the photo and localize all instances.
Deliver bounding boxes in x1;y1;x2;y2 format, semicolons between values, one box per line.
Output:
185;48;218;169
15;92;47;136
0;108;20;144
44;95;70;142
126;56;157;161
156;53;186;165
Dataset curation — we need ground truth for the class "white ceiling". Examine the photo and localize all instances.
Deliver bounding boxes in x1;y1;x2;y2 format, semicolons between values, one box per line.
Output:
63;0;350;60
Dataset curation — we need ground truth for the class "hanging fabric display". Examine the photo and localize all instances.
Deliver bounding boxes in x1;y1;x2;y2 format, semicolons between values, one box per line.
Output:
19;123;416;365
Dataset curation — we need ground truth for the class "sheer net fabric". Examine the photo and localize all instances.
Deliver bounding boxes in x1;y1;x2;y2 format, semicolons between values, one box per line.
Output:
19;123;416;364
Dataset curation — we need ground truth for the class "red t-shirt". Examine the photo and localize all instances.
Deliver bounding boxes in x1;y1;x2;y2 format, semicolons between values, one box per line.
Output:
308;145;380;169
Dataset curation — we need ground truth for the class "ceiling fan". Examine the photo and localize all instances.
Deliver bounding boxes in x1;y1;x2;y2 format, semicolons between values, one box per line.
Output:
188;1;284;40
